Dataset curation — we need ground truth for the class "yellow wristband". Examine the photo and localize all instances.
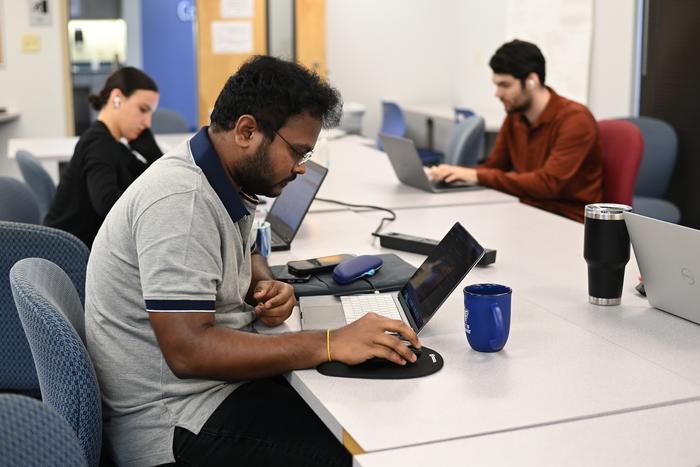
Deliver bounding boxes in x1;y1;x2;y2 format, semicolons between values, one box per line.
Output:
326;329;332;362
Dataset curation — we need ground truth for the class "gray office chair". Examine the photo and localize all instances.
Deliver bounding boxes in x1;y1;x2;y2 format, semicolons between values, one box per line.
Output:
151;108;190;134
444;115;486;167
0;394;87;467
16;149;56;219
622;117;681;223
0;176;41;224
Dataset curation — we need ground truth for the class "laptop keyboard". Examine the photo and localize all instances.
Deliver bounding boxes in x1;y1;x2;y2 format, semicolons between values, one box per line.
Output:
270;229;284;247
341;294;401;323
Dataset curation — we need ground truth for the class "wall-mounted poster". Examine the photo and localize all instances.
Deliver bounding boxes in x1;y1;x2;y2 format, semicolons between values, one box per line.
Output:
29;0;52;27
0;0;5;66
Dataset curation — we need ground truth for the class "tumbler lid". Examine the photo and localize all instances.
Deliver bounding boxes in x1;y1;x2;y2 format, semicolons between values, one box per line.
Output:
585;203;632;220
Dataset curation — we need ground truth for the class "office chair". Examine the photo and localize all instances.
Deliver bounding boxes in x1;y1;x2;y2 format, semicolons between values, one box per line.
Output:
11;258;101;467
0;176;41;224
377;101;443;166
0;221;89;397
622;117;681;223
16;149;57;220
598;119;644;206
0;394;87;467
151;108;190;134
444;115;485;167
454;107;476;122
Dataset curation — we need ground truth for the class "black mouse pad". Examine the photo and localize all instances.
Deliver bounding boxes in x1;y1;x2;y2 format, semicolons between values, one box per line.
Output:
316;346;443;379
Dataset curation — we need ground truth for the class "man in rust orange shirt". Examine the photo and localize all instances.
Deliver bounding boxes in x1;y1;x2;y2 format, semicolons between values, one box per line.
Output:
429;40;603;222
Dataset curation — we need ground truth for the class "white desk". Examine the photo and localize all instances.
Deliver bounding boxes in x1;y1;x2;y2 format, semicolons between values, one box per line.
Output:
355;202;700;385
7;132;193;161
353;400;700;467
261;206;700;457
311;136;516;212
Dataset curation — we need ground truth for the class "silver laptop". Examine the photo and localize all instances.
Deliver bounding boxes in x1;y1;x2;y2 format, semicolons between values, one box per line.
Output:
299;222;485;332
379;134;481;193
266;160;328;251
624;212;700;325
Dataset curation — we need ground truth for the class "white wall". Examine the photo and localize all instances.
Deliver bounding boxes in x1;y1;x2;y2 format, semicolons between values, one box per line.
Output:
0;0;70;178
326;0;458;140
327;0;637;141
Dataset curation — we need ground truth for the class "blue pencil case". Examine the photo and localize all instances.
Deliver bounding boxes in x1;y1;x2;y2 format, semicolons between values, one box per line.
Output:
332;255;384;285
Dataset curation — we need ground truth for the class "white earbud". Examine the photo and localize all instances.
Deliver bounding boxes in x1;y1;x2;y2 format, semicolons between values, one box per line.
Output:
113;96;121;108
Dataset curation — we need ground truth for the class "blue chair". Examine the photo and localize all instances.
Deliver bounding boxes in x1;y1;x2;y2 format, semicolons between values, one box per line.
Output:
151;108;190;133
10;258;101;467
454;107;475;122
0;394;87;467
0;221;89;397
622;117;681;223
0;176;41;224
377;101;443;166
444;115;486;167
16;149;56;220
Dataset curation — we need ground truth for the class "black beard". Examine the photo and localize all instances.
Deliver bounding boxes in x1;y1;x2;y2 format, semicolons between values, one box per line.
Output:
235;140;296;197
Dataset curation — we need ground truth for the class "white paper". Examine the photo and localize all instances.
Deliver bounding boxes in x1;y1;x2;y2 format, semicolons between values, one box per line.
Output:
221;0;253;18
29;0;52;27
506;0;593;104
211;21;253;54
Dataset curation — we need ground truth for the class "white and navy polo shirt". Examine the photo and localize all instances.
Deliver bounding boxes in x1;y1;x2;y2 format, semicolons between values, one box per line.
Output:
85;127;260;467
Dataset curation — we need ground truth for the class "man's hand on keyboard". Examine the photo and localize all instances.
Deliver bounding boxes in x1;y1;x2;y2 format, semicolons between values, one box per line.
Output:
330;313;421;366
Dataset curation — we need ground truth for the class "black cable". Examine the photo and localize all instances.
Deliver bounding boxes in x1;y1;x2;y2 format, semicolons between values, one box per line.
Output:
315;197;396;234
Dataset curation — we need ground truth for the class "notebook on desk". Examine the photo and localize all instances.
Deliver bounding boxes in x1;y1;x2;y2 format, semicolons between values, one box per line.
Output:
379;133;481;193
624;212;700;325
299;222;485;332
266;160;328;251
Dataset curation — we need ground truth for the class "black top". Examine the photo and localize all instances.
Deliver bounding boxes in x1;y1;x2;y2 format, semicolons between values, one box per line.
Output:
44;121;162;248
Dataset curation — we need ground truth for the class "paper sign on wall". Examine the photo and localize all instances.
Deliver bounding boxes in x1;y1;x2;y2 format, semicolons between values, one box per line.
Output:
211;21;252;54
29;0;51;27
221;0;253;18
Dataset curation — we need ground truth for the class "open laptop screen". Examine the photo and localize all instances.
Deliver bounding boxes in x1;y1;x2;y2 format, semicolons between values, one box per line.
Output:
399;222;485;330
265;160;328;243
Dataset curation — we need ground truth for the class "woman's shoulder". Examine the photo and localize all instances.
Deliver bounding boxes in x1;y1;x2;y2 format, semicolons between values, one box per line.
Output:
75;121;125;161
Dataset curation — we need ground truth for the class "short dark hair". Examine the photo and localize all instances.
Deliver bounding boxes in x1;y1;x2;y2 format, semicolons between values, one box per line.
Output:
489;39;546;86
88;67;159;111
210;55;342;138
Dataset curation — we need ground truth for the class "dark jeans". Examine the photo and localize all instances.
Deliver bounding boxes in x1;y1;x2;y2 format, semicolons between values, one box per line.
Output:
171;376;352;467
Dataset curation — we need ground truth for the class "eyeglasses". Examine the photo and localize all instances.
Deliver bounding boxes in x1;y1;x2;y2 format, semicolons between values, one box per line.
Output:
274;130;314;166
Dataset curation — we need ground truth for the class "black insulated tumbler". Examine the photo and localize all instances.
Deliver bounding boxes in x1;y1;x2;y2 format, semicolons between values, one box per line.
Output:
584;203;633;305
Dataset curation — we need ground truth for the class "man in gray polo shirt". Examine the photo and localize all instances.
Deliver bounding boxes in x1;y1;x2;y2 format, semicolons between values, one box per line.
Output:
86;56;421;467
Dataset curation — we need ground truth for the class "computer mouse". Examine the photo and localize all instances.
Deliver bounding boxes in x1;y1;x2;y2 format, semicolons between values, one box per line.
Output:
364;345;421;366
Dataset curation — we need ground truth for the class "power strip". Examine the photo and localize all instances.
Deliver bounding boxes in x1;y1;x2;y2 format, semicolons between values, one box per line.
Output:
372;231;496;266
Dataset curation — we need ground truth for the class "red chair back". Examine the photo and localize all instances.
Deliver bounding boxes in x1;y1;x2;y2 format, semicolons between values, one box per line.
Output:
598;119;644;205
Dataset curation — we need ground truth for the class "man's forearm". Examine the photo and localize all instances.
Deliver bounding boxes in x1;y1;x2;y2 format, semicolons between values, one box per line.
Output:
174;327;327;380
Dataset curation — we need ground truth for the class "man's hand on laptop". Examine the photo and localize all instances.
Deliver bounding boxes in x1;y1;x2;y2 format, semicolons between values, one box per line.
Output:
428;164;478;184
253;280;297;327
331;313;421;365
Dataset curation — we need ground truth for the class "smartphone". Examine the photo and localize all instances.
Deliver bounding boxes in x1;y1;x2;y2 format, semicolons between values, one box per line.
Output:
287;254;354;275
276;268;312;284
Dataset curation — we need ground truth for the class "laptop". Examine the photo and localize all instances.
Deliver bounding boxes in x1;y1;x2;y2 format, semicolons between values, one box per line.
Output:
266;159;328;251
379;134;481;193
299;222;485;332
624;212;700;325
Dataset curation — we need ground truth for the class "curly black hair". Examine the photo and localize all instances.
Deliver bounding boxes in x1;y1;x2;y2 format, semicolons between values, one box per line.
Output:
489;39;546;87
210;56;342;138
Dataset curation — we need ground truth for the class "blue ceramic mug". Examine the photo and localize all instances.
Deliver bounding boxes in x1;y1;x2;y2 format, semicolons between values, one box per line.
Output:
464;284;512;352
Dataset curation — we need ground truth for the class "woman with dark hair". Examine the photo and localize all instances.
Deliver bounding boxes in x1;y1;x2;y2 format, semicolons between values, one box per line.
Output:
45;66;163;247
